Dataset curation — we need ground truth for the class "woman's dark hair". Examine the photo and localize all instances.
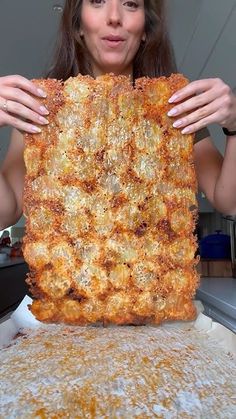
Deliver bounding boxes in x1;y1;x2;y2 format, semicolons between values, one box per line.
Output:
47;0;177;80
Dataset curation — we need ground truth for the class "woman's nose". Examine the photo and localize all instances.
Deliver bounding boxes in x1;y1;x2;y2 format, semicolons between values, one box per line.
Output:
106;1;122;26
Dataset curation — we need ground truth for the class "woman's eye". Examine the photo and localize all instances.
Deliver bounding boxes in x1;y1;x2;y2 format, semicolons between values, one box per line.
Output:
89;0;139;9
90;0;104;5
123;1;139;9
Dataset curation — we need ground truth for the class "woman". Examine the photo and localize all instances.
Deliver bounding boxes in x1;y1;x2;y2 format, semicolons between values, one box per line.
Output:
0;0;236;230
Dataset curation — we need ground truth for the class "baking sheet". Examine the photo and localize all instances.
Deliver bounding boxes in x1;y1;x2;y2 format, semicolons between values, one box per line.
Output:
0;295;235;354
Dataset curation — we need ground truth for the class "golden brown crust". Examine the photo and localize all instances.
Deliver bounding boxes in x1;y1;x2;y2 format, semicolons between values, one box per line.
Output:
23;73;199;325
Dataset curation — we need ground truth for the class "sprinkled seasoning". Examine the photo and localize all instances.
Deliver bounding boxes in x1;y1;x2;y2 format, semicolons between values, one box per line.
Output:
0;325;235;417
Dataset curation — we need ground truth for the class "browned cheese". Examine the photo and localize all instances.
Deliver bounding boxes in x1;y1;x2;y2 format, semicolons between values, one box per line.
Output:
23;74;199;325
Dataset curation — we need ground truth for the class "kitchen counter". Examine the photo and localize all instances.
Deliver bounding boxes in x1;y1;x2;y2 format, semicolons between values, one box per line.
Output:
0;256;25;268
197;277;236;333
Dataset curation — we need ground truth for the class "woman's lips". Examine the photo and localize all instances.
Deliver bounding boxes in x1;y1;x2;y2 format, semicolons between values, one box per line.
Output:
102;37;125;48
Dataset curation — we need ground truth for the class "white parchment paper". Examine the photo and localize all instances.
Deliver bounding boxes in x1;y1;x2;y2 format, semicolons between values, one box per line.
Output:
0;295;235;354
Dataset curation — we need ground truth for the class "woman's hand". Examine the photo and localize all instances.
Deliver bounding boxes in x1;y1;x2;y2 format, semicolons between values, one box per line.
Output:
167;78;236;134
0;75;49;133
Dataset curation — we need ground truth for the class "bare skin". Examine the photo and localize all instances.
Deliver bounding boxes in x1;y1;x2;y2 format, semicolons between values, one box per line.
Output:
80;0;146;76
0;0;236;230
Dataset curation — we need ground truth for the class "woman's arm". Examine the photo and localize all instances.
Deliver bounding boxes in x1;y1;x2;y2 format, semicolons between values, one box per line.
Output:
194;135;236;215
167;77;236;215
0;129;25;229
0;75;49;229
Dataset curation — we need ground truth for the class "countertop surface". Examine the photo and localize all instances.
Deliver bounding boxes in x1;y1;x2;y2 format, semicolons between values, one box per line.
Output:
0;256;25;269
197;277;236;323
198;277;236;306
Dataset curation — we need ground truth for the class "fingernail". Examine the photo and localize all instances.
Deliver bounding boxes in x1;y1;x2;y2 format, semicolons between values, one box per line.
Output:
39;106;49;115
173;120;183;128
181;127;190;134
168;108;177;116
37;88;47;98
38;116;49;124
168;95;178;103
31;125;41;133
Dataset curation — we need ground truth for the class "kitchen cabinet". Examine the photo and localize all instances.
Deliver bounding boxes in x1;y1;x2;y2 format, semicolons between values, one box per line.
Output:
0;258;29;318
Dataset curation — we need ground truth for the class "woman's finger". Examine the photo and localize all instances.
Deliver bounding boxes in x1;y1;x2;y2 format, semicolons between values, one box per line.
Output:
179;110;222;135
0;75;47;98
169;78;227;103
3;99;49;126
0;86;49;116
0;109;42;133
167;89;217;118
180;112;217;134
171;100;220;130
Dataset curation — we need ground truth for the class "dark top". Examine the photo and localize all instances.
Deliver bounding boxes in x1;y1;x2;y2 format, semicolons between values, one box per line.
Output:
194;127;210;143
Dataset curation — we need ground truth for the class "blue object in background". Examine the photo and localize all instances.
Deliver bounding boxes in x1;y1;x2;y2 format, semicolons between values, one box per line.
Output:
199;230;231;259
